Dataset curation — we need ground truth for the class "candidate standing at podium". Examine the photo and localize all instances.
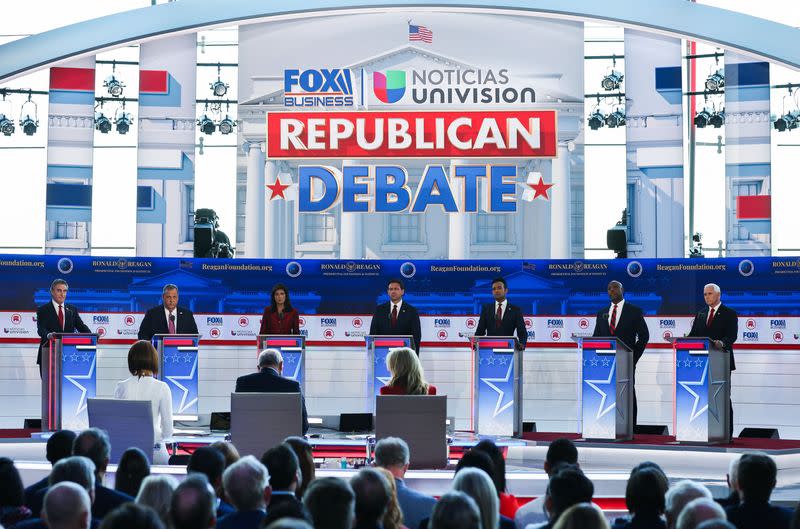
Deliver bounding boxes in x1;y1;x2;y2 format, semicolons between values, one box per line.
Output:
259;283;300;335
137;284;198;341
369;278;421;355
688;283;737;439
474;277;527;350
36;278;90;376
592;280;649;427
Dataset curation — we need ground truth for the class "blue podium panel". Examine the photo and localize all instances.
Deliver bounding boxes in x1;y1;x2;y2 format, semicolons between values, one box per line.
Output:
581;339;620;440
45;334;98;431
675;339;712;443
257;335;306;388
155;335;199;421
473;337;520;437
366;336;413;400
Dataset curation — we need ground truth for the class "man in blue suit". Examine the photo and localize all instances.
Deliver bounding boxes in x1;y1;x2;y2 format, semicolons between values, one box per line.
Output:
216;456;271;529
374;437;436;529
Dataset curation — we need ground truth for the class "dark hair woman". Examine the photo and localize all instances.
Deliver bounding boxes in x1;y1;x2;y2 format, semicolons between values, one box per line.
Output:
259;284;300;335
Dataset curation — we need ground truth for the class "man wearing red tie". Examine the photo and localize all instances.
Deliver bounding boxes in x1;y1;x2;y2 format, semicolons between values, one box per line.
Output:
137;284;199;341
592;280;649;427
369;279;421;355
688;283;737;439
474;277;527;351
36;279;90;377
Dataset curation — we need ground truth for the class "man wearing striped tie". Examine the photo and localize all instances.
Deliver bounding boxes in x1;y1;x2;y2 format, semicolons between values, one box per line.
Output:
592;280;649;427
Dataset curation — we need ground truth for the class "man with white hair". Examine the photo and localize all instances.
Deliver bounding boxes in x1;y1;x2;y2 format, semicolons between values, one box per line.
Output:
716;457;740;508
374;437;436;529
688;283;737;439
217;455;271;529
676;498;726;529
235;349;308;433
42;482;91;529
665;480;713;529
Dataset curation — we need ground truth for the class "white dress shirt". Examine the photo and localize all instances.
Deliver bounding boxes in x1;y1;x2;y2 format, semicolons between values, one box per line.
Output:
164;307;177;328
114;375;174;442
51;300;65;328
495;300;507;321
390;299;403;315
607;298;625;326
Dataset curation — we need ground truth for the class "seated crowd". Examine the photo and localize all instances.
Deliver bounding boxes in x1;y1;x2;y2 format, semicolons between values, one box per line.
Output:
1;432;799;529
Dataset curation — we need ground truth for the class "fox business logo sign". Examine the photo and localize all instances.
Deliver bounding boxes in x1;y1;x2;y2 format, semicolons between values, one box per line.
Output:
547;319;564;328
434;318;451;328
770;319;787;329
92;315;110;325
284;69;355;107
742;331;759;341
659;319;676;328
207;316;224;326
321;317;337;327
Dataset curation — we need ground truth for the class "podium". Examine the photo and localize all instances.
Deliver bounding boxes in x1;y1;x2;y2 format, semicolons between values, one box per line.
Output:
42;333;99;431
366;335;414;405
472;336;523;437
574;336;634;441
153;334;200;421
257;335;306;387
671;337;731;444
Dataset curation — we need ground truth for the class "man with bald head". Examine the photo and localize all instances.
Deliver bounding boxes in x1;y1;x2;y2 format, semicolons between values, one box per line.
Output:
592;280;649;427
42;482;92;529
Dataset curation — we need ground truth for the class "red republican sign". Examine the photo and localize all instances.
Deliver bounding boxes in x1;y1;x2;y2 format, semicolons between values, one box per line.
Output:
266;110;557;159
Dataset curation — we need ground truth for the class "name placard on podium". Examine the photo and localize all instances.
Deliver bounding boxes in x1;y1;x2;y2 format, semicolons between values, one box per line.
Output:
366;335;414;403
472;336;522;437
153;334;200;421
42;333;99;431
257;335;306;387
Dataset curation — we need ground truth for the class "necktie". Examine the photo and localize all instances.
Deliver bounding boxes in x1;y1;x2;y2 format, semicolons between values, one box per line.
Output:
707;307;715;328
609;303;618;334
391;304;398;328
495;302;503;328
58;305;64;330
168;313;176;334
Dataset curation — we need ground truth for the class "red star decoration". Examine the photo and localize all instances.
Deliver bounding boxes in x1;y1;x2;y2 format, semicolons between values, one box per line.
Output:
528;176;554;200
267;177;290;200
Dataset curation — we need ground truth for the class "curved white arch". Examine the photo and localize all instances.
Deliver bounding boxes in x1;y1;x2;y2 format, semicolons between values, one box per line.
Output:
1;0;800;82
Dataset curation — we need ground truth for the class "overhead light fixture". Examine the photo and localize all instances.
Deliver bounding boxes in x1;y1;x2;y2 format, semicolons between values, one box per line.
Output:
103;75;125;98
115;112;134;134
773;110;800;132
95;112;112;134
210;78;229;98
694;109;712;128
587;110;605;130
19;115;38;136
0;114;15;136
705;69;725;93
197;114;215;135
19;94;38;135
709;110;725;128
601;70;624;91
218;115;235;135
605;109;626;128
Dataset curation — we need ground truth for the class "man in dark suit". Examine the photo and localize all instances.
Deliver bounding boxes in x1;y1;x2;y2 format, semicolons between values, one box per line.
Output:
688;283;737;439
725;453;793;529
261;444;303;512
592;280;649;427
235;349;309;434
369;278;422;355
474;277;527;350
137;283;198;341
36;279;91;375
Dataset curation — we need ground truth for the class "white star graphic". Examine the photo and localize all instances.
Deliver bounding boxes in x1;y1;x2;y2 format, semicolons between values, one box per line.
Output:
499;356;509;366
166;353;199;414
487;356;496;365
285;352;302;381
585;358;617;420
590;358;598;367
601;358;610;367
678;361;709;422
694;359;704;368
64;354;96;416
69;353;79;362
480;361;515;418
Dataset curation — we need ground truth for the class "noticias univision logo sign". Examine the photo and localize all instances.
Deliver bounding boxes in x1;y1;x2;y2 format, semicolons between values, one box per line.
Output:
373;71;406;104
284;69;355;107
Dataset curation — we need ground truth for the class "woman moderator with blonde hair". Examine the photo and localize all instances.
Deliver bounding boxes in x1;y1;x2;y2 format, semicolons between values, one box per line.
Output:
380;347;437;395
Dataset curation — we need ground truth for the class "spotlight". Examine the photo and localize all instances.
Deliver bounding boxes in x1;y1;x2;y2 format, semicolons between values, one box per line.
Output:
95;112;112;134
103;75;125;98
210;79;229;98
705;69;725;92
773;111;800;132
115;112;133;134
218;115;235;135
197;114;215;135
19;115;38;136
0;114;15;136
694;109;712;128
588;110;605;130
605;109;626;128
709;110;725;129
601;70;624;91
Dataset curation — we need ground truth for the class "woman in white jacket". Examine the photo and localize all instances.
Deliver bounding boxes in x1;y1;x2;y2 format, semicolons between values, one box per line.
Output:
114;340;173;464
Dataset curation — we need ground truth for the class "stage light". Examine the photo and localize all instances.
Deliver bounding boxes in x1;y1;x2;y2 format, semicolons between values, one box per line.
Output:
694;109;712;128
605;109;626;128
588;110;605;130
19;94;38;135
773;111;800;132
95;112;112;134
709;110;725;128
19;115;38;136
210;78;229;98
601;70;624;91
103;75;125;98
115;112;133;134
705;69;725;92
197;114;215;135
218;115;235;135
0;114;14;136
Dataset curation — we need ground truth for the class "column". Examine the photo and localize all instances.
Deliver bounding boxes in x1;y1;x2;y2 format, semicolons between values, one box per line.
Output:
550;143;572;258
263;160;281;258
448;159;469;259
339;160;363;259
244;143;265;258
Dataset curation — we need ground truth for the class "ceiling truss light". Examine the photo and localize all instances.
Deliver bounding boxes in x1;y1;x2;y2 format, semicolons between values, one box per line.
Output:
601;70;624;91
709;110;725;128
210;78;229;98
197;114;216;135
104;75;125;98
587;110;605;131
115;112;134;134
605;109;626;128
694;109;712;128
19;115;38;135
95;112;112;134
218;115;236;135
0;114;15;136
705;69;725;92
774;111;800;132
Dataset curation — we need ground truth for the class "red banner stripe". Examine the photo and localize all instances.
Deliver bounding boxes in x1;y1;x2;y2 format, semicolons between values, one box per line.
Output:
264;339;302;346
736;195;771;219
163;339;196;346
50;67;95;91
62;337;94;345
139;70;168;93
373;340;409;347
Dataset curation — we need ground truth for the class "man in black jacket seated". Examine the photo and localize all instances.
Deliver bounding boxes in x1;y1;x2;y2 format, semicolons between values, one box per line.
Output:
137;283;198;341
71;428;133;519
474;277;527;351
262;444;303;512
24;429;77;507
725;453;792;529
187;447;235;518
235;349;309;434
36;279;91;376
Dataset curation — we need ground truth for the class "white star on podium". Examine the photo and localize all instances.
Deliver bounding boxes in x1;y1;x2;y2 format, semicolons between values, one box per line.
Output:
678;362;709;422
585;358;617;420
166;354;199;414
480;362;515;418
64;355;96;415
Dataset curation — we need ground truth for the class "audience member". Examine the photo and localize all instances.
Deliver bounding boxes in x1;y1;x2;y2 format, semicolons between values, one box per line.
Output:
428;491;481;529
24;430;76;506
135;475;177;529
261;444;302;511
676;498;726;529
473;439;519;518
170;474;216;529
716;457;740;509
612;466;669;529
114;448;150;499
217;456;270;529
375;467;407;529
209;441;240;469
351;467;391;529
374;437;435;529
187;446;234;517
665;481;712;529
696;521;736;529
515;438;579;529
28;456;97;519
380;347;436;395
284;436;315;499
72;428;134;519
260;500;312;528
455;450;496;484
725;452;792;529
97;503;164;529
264;519;314;529
540;465;594;529
0;457;31;527
553;503;609;529
302;477;355;529
42;482;92;529
451;467;513;529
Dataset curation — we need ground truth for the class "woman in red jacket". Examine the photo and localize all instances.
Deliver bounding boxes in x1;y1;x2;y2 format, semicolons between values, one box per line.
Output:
259;284;300;335
380;347;437;395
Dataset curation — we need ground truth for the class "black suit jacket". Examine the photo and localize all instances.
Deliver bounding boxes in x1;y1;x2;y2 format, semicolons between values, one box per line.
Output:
688;303;737;371
137;304;198;341
725;502;793;529
592;301;649;363
474;301;528;349
235;368;309;434
369;301;422;354
36;302;91;365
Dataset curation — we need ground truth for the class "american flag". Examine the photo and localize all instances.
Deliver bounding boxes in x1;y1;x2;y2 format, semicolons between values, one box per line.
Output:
409;24;433;43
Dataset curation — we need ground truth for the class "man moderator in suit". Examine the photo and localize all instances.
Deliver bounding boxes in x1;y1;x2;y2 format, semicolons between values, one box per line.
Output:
137;283;199;341
36;279;91;376
688;282;737;439
474;277;527;350
592;280;649;427
369;278;422;355
235;349;309;434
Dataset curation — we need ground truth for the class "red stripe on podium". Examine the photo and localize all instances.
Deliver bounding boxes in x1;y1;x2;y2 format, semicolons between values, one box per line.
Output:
62;337;93;345
265;339;301;346
476;341;514;348
675;342;707;350
163;339;195;346
373;340;408;347
581;341;613;349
